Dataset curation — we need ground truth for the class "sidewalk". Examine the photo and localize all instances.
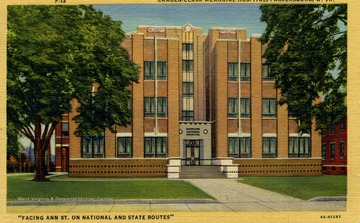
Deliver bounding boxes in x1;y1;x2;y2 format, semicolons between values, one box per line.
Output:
7;179;346;213
184;179;346;211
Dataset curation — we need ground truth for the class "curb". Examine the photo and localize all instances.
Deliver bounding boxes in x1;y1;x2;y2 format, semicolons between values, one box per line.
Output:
7;199;219;206
307;196;347;202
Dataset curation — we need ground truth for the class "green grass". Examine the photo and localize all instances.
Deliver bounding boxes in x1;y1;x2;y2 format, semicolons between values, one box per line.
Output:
239;175;347;200
7;174;213;201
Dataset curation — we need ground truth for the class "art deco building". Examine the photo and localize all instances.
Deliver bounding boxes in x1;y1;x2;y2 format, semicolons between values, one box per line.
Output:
55;24;323;178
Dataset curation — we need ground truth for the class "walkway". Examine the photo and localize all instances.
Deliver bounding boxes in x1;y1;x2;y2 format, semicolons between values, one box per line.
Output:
7;179;346;213
184;179;346;211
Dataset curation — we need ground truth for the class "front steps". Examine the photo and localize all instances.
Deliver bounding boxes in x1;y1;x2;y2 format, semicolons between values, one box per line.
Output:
179;166;226;179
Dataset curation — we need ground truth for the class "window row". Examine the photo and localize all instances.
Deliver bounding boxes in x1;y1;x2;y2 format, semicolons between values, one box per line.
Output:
119;137;168;157
322;142;346;159
82;136;168;158
143;61;273;81
132;97;198;119
227;63;273;81
83;136;311;159
321;118;346;136
228;136;311;158
227;98;277;117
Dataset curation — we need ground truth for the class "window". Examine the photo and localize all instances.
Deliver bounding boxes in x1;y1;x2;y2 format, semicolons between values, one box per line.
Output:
182;82;194;96
340;141;345;159
262;98;277;117
82;133;105;158
330;143;336;159
228;98;238;118
182;97;194;111
144;61;168;80
288;137;310;157
182;43;194;52
240;98;251;118
144;61;155;79
340;118;346;129
240;63;251;81
322;144;327;159
263;137;277;157
117;137;132;156
144;97;167;117
228;63;238;81
182;110;194;121
144;97;155;116
321;128;327;136
61;122;69;137
144;137;168;157
330;122;336;134
127;96;132;111
157;97;167;117
228;98;251;118
62;122;69;132
227;63;251;81
157;61;167;80
182;43;194;59
262;64;273;80
182;60;194;73
228;137;251;158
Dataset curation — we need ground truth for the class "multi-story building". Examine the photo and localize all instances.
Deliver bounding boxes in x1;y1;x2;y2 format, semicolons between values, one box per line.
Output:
321;117;347;175
56;24;323;178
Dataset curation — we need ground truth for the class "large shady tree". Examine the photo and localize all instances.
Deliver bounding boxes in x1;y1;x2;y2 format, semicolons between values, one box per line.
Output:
7;5;139;181
260;4;347;133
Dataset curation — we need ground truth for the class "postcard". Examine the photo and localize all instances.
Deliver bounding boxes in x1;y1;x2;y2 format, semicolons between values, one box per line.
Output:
1;0;359;222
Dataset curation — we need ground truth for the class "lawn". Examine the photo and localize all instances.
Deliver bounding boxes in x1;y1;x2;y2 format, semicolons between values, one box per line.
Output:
7;174;213;201
239;175;347;200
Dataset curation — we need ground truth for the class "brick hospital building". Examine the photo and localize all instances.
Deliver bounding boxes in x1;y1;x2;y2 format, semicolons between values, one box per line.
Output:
55;24;323;178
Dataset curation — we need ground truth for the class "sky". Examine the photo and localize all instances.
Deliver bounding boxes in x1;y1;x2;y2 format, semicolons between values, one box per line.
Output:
93;4;266;37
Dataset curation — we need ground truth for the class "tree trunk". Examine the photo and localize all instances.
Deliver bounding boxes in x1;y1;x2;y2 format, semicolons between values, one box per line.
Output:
33;147;48;181
32;119;49;181
42;138;50;176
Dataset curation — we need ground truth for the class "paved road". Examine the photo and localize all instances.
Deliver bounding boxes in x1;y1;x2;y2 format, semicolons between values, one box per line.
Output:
7;179;346;213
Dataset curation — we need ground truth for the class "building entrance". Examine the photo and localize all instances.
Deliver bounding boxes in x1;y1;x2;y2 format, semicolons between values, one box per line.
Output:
184;140;201;166
180;122;211;166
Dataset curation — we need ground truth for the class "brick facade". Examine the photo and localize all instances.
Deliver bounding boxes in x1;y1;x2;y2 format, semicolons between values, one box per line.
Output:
321;117;347;175
56;24;322;178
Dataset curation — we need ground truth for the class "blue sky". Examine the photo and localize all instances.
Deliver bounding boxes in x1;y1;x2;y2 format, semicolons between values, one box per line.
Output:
94;4;265;36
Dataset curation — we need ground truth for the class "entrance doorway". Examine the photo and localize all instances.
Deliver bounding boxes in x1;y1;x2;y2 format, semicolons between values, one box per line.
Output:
184;140;201;166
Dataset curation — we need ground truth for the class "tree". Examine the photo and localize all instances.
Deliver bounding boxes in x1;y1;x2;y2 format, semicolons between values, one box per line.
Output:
7;119;24;161
7;5;139;181
260;4;347;133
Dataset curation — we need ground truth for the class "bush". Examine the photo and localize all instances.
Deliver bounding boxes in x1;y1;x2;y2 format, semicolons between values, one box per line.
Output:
7;155;35;173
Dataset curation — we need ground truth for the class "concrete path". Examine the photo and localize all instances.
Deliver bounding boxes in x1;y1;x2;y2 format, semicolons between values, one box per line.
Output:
184;179;346;212
7;179;346;213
